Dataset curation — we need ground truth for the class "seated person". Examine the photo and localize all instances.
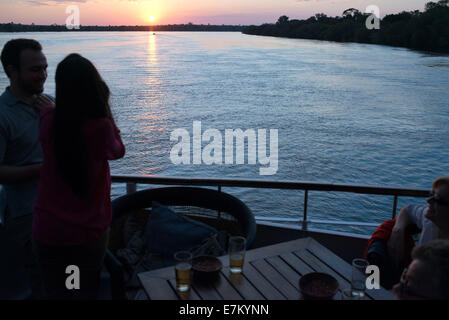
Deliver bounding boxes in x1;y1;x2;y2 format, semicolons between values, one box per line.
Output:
365;176;449;288
388;176;449;271
393;239;449;300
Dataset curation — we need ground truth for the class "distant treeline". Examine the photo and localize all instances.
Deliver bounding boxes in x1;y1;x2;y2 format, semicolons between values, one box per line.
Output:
0;23;244;32
243;1;449;53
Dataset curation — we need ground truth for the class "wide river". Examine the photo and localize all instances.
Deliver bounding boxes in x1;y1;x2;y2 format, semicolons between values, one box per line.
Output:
1;32;448;234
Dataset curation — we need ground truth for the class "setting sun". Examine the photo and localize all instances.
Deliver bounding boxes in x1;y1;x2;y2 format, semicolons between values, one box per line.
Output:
149;16;155;22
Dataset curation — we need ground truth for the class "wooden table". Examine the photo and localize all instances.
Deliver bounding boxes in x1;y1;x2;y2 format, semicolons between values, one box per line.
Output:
137;237;394;300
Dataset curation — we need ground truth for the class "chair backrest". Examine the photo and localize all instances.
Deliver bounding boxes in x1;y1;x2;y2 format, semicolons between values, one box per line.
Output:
111;186;257;248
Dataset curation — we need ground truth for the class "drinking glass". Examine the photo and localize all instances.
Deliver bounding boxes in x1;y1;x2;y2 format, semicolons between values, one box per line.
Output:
174;251;192;292
351;258;369;299
341;289;355;300
228;236;246;274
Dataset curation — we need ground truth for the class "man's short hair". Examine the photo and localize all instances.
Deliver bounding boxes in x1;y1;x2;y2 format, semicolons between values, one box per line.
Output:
433;176;449;190
411;239;449;299
1;38;42;78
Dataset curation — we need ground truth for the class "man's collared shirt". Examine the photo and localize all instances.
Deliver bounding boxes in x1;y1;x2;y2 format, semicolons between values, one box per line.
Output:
0;87;43;221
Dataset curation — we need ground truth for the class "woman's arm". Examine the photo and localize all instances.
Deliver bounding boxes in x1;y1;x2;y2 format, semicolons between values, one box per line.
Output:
32;94;55;112
103;119;125;160
0;163;42;184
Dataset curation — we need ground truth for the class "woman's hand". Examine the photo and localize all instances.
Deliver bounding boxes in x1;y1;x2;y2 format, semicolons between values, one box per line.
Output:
32;94;55;112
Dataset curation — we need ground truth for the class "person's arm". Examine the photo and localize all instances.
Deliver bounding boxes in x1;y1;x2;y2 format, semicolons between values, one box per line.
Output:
91;118;125;161
393;206;414;232
32;94;55;112
387;206;415;268
0;107;44;184
0;163;42;184
105;119;125;160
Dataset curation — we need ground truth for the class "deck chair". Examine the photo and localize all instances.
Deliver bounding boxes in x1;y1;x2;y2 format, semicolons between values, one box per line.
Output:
102;186;257;300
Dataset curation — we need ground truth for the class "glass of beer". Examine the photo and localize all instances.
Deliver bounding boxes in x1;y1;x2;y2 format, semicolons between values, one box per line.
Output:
174;251;192;292
228;236;246;274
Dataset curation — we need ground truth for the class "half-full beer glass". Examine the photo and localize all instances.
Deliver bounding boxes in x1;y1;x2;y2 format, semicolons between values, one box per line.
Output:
174;251;192;292
228;236;246;274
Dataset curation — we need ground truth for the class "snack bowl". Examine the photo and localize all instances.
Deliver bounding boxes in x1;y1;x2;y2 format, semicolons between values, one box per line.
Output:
192;255;222;282
299;272;339;300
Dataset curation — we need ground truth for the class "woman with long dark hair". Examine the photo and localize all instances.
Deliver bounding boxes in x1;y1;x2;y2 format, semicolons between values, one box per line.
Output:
32;53;125;299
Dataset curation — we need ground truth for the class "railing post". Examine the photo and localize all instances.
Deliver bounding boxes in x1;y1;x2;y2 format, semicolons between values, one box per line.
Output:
303;190;308;231
126;182;137;195
392;195;398;219
218;186;222;219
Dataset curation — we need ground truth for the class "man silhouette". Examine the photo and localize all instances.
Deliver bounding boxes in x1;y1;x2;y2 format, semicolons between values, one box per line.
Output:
0;38;51;299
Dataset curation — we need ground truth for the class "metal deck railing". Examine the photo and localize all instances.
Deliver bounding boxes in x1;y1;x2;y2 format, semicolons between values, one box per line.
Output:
111;174;429;231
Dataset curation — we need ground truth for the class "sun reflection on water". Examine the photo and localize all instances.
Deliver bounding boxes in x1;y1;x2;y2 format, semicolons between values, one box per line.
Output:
130;32;171;176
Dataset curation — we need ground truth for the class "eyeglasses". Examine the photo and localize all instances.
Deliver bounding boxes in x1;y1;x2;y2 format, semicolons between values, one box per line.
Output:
427;191;449;207
398;268;431;300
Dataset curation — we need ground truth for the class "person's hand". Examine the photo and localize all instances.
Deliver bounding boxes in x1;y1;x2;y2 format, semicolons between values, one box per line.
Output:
32;94;55;112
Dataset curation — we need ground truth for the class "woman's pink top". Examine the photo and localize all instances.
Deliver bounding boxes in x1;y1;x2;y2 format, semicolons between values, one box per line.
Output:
32;107;125;245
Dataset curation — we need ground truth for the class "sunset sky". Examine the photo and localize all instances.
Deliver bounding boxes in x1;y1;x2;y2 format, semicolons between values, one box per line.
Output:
0;0;432;26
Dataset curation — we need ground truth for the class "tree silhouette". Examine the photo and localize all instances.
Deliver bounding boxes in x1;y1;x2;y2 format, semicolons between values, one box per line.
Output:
243;2;449;53
276;15;289;26
315;13;328;22
342;8;361;18
426;0;448;10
